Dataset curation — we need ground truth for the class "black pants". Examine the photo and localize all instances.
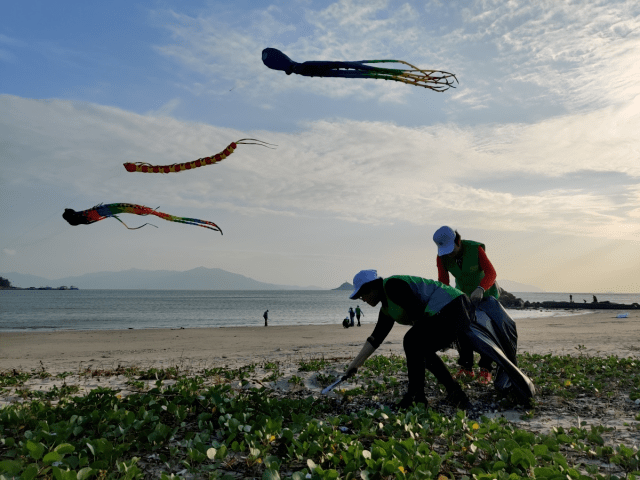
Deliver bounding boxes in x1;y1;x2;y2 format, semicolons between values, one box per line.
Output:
403;295;474;394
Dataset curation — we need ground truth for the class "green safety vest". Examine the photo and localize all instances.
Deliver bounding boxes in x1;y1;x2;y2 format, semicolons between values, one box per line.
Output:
441;240;499;299
379;275;463;325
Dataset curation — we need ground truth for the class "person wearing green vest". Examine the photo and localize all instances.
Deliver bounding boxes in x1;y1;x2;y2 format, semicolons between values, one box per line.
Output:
344;269;474;409
433;226;499;384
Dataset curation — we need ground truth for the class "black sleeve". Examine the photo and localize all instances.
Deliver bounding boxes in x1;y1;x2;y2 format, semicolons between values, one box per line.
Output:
368;310;395;349
384;278;424;318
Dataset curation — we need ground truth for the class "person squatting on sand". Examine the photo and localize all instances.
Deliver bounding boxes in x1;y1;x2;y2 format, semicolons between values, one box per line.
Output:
433;225;499;384
344;269;474;409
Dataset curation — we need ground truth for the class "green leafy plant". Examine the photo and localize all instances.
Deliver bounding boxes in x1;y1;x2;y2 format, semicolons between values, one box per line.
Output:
1;352;639;479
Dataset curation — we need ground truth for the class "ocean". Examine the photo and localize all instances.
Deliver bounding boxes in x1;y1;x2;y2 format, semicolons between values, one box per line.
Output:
1;290;638;333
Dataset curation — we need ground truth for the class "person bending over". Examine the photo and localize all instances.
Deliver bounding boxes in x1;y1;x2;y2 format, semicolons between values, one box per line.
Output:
345;269;474;409
433;226;499;384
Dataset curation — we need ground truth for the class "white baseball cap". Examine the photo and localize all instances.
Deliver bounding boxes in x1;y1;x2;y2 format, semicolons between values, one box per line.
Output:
349;269;379;299
433;226;456;256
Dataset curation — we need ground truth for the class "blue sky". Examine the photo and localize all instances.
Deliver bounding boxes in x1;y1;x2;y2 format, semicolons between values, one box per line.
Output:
2;0;640;292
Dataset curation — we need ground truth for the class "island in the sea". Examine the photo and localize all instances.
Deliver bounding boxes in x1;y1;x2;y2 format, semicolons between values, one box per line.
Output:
0;276;78;291
333;282;353;291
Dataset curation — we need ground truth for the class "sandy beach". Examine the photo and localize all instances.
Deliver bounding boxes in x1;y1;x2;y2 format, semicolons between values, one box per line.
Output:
2;308;639;463
2;310;638;374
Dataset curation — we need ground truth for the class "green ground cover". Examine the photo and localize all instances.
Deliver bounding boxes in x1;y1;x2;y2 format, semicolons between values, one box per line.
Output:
1;352;639;479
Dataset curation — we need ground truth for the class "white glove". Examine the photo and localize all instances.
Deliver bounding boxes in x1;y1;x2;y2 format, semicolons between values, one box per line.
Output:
470;286;484;305
346;340;376;373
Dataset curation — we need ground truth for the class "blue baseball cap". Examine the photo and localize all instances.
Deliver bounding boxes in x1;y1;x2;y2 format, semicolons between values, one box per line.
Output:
433;226;456;256
350;269;379;299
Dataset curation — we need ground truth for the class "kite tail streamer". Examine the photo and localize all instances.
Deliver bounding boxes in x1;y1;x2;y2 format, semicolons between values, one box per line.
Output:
63;203;222;234
359;59;458;91
123;138;275;174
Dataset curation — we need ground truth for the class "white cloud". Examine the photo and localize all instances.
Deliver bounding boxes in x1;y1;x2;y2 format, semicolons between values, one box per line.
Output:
149;0;640;113
2;249;16;256
450;0;640;109
2;94;639;242
144;98;181;117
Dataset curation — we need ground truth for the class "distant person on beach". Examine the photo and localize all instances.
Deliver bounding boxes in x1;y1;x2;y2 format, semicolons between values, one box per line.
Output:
344;269;473;409
570;295;573;303
263;310;268;327
343;317;350;328
355;305;364;326
593;295;598;303
348;307;355;326
433;226;498;384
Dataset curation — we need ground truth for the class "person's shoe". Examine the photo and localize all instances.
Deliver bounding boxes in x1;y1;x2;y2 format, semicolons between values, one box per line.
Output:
397;391;428;409
453;368;475;379
478;368;493;385
445;388;472;410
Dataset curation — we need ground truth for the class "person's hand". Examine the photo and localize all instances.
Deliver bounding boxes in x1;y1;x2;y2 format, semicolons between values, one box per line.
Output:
344;367;358;379
470;286;484;305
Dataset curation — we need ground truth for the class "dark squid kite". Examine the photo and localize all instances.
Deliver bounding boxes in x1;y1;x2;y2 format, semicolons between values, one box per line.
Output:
262;48;458;92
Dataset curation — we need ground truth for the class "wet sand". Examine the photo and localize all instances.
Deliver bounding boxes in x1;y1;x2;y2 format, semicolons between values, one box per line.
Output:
1;310;638;374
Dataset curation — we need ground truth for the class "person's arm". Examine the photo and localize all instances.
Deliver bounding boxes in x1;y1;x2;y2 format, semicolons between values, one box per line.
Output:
436;256;450;285
368;311;395;348
477;246;496;290
345;310;394;377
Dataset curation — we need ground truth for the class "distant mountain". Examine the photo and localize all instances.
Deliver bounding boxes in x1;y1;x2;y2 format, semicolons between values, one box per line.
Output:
0;268;323;290
333;282;354;291
0;272;55;289
498;279;544;293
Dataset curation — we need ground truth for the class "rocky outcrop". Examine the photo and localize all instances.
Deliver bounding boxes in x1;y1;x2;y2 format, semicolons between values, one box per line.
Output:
498;288;640;310
333;282;354;291
497;289;525;308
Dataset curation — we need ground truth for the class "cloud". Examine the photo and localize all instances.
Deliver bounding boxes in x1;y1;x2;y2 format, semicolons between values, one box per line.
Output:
2;93;639;241
3;249;16;256
147;0;640;115
145;98;181;116
0;33;26;47
149;2;455;103
0;33;26;62
450;0;640;109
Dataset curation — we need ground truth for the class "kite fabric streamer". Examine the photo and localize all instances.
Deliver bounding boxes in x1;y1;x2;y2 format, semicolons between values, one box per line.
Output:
123;139;275;174
63;203;222;234
261;48;458;92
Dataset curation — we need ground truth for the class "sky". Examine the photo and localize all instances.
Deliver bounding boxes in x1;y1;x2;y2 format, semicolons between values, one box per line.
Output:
1;0;640;292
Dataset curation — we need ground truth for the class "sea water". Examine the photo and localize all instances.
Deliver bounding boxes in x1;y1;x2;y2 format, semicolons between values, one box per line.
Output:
1;290;637;332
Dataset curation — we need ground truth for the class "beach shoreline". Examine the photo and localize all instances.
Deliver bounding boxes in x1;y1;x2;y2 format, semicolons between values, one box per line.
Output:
2;310;638;375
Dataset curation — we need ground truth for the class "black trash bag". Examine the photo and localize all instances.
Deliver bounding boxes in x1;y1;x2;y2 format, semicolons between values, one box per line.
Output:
477;297;519;366
465;297;535;402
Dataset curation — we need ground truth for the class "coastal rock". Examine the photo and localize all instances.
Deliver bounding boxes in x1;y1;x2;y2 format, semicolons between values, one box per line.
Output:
497;289;525;308
498;288;639;310
333;282;353;291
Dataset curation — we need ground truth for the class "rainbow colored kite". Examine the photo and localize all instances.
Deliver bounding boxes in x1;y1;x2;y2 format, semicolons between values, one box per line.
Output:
63;203;222;234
